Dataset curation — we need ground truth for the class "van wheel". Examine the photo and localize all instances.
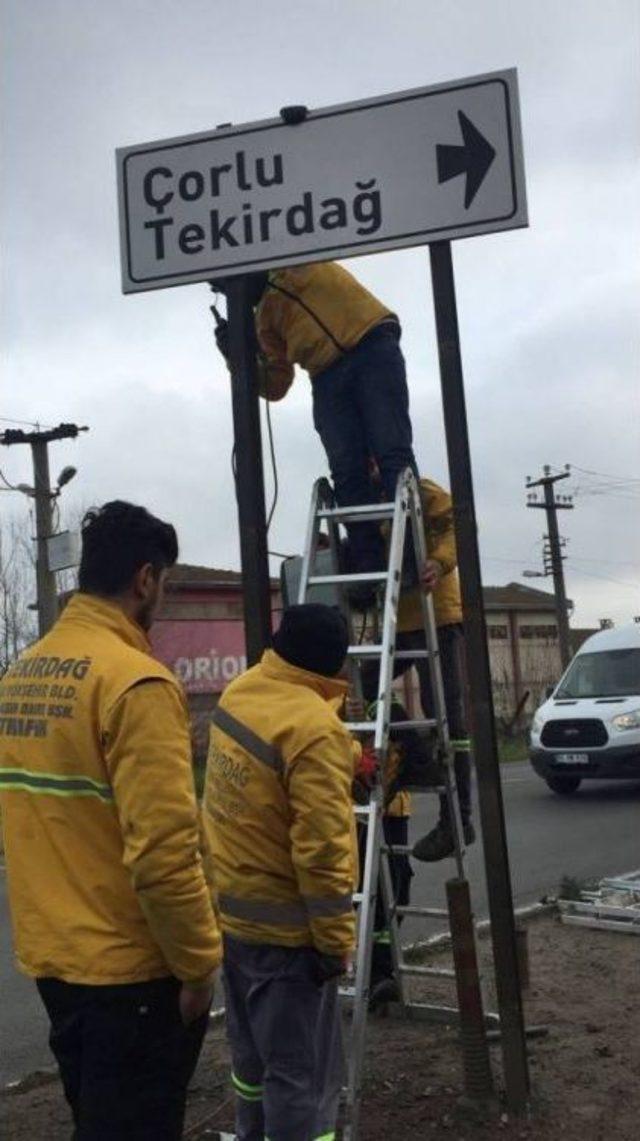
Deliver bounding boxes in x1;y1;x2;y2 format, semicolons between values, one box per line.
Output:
546;774;582;795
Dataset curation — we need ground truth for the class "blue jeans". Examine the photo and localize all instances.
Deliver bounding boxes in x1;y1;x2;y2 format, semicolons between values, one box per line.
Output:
311;323;419;572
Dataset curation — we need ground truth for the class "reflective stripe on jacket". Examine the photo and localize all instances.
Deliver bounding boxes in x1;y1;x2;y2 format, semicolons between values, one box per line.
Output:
202;649;358;958
255;262;395;400
0;593;221;986
397;478;462;631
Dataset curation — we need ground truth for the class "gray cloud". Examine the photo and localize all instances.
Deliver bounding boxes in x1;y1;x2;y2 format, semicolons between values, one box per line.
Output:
2;0;639;630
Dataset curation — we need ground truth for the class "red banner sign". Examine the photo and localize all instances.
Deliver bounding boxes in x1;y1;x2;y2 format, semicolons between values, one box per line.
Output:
151;620;247;693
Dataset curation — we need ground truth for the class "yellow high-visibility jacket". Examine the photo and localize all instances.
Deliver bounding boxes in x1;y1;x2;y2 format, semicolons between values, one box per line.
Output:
0;593;221;987
255;262;395;400
202;649;358;958
398;478;462;632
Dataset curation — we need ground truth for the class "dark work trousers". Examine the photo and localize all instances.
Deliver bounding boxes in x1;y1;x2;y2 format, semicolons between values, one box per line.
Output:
361;623;472;826
358;815;412;985
311;322;419;575
222;934;344;1141
397;624;472;825
36;975;208;1141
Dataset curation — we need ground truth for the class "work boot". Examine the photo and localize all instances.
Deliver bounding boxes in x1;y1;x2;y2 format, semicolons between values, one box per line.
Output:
412;818;476;862
369;977;401;1011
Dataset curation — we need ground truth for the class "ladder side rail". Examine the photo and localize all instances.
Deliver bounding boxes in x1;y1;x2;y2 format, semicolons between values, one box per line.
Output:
321;484;367;705
407;474;450;751
344;794;385;1140
372;471;410;757
408;475;466;878
297;478;325;604
378;843;408;1006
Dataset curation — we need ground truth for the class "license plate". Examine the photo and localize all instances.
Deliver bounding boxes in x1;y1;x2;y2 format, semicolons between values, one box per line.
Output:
555;753;590;765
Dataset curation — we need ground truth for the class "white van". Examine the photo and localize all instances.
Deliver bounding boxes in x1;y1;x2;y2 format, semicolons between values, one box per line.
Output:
529;622;640;794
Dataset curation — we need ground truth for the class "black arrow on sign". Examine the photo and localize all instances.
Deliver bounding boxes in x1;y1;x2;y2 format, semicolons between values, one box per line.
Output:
436;111;496;209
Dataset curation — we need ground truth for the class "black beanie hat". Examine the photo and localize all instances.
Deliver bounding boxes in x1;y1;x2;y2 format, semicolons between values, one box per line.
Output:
273;604;349;677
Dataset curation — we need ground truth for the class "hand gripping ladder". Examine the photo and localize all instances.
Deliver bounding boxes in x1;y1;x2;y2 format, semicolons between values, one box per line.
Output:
297;468;471;1140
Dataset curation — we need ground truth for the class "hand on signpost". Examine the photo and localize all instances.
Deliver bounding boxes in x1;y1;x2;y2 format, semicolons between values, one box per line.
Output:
214;319;230;360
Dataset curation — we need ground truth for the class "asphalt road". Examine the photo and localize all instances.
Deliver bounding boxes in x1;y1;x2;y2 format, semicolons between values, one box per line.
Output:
2;761;639;1086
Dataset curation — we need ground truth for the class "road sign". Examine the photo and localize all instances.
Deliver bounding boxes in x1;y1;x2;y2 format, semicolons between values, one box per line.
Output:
116;69;527;293
47;530;80;572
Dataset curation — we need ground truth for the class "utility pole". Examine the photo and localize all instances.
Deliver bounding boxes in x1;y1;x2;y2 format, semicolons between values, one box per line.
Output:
525;465;574;669
0;423;87;636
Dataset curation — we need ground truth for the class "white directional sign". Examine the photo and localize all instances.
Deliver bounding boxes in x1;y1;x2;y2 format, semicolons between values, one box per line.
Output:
116;69;527;293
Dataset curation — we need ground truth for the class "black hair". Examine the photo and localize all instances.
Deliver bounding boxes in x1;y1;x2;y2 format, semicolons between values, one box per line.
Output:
78;500;178;596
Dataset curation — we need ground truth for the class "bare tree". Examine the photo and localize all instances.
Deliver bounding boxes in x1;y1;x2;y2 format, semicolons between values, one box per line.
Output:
0;514;37;674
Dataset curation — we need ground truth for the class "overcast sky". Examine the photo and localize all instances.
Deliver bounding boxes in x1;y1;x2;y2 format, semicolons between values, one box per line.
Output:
2;0;639;629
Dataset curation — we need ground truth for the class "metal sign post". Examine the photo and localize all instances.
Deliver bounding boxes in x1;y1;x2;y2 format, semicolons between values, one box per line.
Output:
429;240;529;1113
225;276;273;663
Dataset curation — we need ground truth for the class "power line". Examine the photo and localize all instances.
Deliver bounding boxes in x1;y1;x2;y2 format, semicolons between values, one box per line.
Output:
571;568;640;590
0;416;54;430
566;463;640;483
0;468;19;490
569;555;640;568
572;490;640;503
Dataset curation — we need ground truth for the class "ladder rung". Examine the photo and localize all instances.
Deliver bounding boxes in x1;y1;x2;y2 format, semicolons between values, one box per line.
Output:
352;803;375;817
386;718;437;730
344;721;377;733
347;644;384;657
339;985;357;999
399;964;455;979
395;906;449;919
308;572;388;585
317;503;395;522
402;784;447;795
346;646;436;660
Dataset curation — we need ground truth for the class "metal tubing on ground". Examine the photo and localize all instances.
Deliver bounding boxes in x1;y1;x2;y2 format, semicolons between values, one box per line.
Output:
446;878;494;1100
429;240;529;1114
225;276;273;664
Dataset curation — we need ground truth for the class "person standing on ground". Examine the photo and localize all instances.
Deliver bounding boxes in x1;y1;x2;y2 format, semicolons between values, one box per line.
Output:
0;501;221;1140
202;603;358;1141
362;475;476;861
212;261;421;602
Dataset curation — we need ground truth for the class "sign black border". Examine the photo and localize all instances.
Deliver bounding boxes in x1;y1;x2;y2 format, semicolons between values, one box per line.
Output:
121;78;520;287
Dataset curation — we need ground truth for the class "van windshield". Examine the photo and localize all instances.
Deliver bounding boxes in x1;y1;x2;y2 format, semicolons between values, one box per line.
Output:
555;649;640;699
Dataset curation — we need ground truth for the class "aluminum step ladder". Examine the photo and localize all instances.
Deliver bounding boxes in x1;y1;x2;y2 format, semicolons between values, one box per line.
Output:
296;468;471;1140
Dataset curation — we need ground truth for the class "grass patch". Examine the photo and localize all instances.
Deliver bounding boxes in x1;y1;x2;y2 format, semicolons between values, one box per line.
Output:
497;733;529;765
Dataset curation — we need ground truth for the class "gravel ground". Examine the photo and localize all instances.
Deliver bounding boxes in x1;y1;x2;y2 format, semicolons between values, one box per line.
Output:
2;910;639;1140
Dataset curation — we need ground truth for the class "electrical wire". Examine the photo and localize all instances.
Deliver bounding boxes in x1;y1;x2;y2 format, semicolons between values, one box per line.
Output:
263;392;278;532
570;568;639;590
0;416;52;429
567;464;640;483
0;468;19;490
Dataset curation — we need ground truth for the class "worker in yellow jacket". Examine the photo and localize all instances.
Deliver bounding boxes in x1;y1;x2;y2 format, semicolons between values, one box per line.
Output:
362;476;475;863
202;603;357;1141
212;261;420;605
0;501;221;1140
